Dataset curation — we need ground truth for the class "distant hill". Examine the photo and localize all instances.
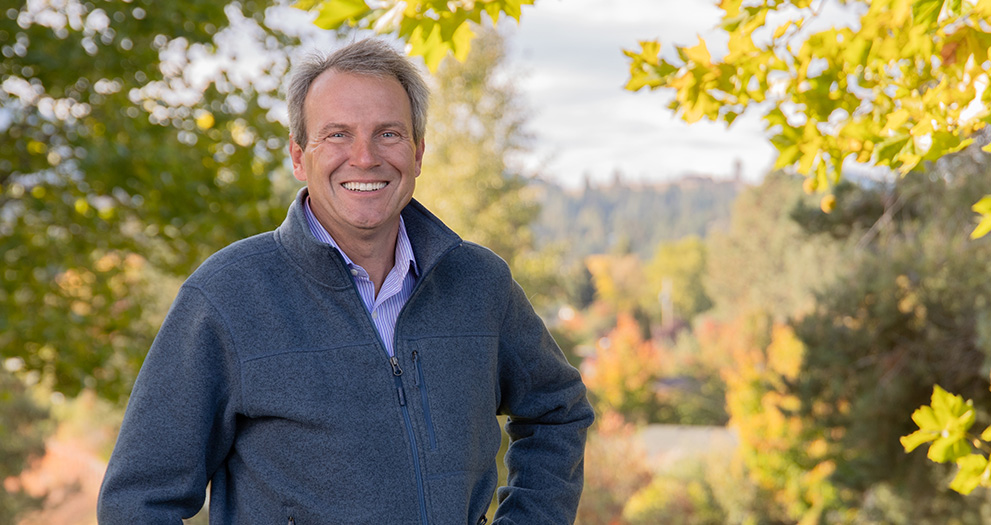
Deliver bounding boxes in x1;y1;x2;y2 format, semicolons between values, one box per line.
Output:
530;174;744;261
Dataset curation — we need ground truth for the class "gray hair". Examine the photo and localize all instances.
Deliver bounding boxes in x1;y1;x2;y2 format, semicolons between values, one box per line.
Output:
287;39;430;148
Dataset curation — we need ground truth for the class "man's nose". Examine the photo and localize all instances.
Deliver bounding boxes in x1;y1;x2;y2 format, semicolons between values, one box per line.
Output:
349;136;380;169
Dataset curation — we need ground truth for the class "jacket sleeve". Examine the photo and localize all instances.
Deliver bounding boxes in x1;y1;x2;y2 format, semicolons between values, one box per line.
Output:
98;285;241;524
493;280;595;524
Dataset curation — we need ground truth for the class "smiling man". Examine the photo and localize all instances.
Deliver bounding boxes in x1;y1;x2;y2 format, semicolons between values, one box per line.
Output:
97;39;593;525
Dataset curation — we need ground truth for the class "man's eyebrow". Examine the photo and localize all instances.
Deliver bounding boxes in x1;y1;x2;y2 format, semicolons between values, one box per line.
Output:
312;122;348;139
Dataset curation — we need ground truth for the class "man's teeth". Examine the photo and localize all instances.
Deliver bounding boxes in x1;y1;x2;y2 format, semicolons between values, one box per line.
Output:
343;182;387;192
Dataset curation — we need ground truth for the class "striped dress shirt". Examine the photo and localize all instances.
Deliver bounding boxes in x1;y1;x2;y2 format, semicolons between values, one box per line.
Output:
303;199;418;357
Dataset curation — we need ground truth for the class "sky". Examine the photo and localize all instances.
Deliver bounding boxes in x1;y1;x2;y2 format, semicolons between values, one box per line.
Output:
502;0;777;189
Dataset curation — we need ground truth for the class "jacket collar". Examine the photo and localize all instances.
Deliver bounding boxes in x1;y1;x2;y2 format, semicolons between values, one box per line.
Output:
275;187;462;288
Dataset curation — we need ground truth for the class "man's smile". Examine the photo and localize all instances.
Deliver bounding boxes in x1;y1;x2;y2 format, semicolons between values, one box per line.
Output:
342;181;388;192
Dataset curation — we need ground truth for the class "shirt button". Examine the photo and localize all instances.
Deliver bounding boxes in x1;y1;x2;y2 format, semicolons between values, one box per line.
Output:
372;311;378;320
350;269;358;276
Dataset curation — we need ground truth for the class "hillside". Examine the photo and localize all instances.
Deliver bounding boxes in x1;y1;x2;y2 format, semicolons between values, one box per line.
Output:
531;174;745;261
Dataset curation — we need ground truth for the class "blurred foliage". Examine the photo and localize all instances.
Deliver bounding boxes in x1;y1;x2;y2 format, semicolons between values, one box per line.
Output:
708;150;991;522
582;313;666;424
624;0;991;235
622;461;726;525
723;318;841;523
0;368;50;525
581;313;727;426
786;166;991;520
644;235;712;323
294;0;533;71
1;0;300;402
585;253;648;318
706;172;853;322
415;27;562;305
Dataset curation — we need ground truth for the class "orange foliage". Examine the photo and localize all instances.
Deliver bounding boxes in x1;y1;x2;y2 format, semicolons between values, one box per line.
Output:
582;313;667;423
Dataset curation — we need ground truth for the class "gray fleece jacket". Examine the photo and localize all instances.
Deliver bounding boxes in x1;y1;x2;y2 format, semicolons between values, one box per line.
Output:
97;188;594;525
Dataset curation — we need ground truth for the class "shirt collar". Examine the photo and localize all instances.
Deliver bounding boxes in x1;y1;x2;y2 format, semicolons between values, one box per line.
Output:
303;197;419;277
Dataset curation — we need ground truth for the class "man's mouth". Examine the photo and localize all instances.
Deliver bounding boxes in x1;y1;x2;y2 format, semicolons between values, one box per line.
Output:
342;181;387;192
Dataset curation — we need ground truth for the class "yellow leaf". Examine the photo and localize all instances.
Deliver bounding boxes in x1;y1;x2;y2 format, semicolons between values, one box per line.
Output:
311;0;371;29
885;109;911;133
973;195;991;214
773;21;791;40
683;38;712;67
449;20;473;62
972;214;991;239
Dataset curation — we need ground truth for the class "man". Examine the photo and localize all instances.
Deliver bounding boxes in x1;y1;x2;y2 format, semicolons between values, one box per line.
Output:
98;39;594;524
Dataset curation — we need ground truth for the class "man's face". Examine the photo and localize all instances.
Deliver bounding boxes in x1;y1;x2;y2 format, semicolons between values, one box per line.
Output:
290;70;424;244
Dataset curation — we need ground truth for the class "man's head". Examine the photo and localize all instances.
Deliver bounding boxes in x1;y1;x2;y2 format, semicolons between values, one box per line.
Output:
286;39;429;246
287;39;430;149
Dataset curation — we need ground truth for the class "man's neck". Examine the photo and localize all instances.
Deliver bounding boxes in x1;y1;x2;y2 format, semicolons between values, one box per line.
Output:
331;226;397;296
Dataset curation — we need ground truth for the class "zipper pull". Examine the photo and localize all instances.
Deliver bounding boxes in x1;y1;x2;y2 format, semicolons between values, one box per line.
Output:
390;355;403;376
411;351;420;386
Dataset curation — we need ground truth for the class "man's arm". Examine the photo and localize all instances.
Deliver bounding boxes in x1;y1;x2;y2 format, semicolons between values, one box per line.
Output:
494;281;595;524
98;285;240;524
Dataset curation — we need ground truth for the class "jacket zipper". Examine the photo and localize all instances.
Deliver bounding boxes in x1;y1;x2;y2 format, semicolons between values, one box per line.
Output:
331;247;434;525
411;350;438;450
390;358;430;525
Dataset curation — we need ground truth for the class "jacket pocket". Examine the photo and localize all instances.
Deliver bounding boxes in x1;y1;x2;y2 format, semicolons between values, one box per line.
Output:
411;350;438;450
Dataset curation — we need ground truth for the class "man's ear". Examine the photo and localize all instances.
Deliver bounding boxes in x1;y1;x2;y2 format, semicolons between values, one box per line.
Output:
414;138;425;178
289;138;307;182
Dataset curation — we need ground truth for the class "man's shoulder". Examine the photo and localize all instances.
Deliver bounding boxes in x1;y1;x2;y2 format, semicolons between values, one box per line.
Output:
185;230;281;288
435;241;513;285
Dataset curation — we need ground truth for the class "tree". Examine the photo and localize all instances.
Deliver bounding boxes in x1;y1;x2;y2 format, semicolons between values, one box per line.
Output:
414;27;560;303
767;161;991;521
705;172;851;322
623;0;991;237
1;1;300;402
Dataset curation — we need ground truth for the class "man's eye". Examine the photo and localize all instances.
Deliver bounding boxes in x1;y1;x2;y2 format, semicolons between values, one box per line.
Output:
381;132;397;138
